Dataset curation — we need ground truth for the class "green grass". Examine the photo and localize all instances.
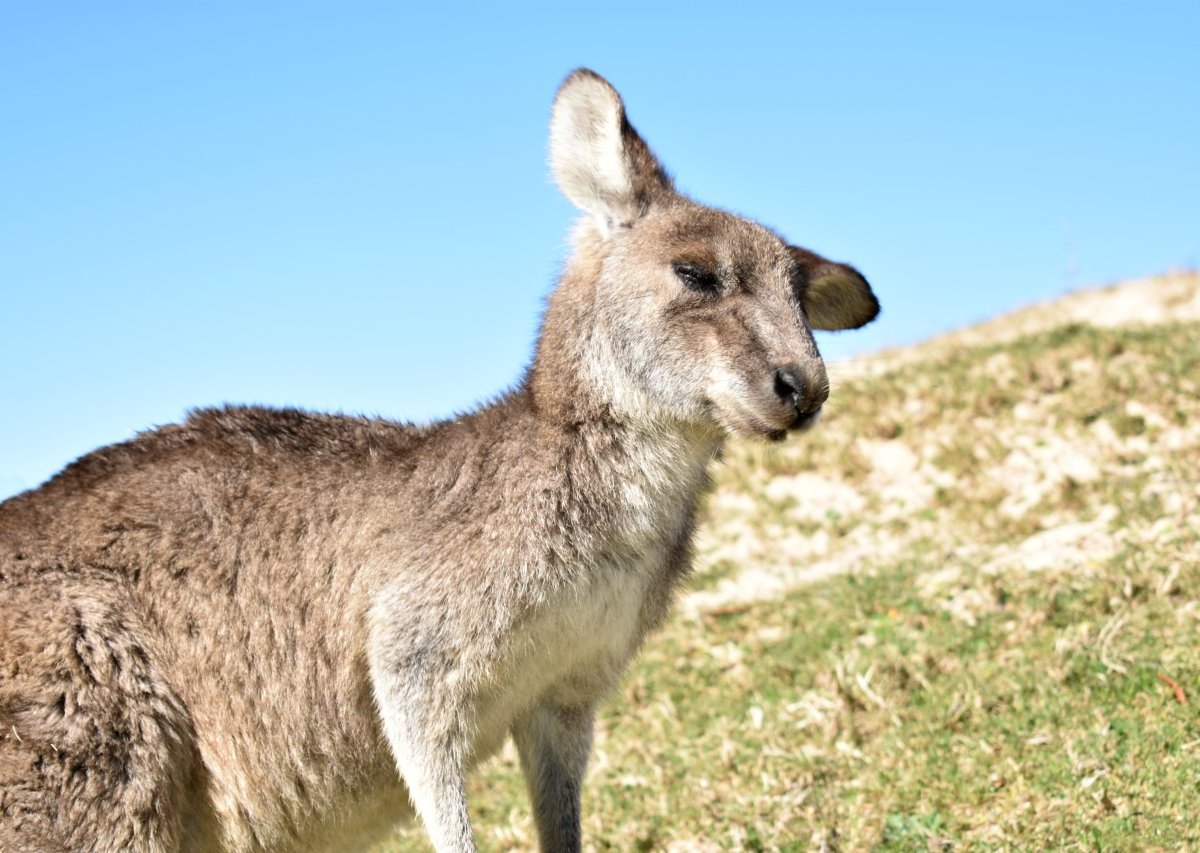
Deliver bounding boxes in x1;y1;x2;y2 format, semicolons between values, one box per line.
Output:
382;319;1200;850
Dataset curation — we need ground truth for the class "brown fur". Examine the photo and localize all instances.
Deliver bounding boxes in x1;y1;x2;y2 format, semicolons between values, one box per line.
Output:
0;70;878;852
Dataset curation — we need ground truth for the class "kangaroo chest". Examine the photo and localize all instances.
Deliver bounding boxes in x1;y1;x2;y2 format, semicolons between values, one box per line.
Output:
395;428;714;769
466;504;695;765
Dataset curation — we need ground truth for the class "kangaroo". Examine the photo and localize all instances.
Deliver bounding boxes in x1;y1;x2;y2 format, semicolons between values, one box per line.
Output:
0;69;878;852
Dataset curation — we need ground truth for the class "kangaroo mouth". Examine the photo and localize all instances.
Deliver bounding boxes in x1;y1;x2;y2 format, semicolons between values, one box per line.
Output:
763;408;822;442
709;397;822;442
788;407;822;433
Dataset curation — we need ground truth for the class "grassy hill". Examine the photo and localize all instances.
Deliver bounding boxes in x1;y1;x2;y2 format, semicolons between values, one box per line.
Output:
386;271;1200;850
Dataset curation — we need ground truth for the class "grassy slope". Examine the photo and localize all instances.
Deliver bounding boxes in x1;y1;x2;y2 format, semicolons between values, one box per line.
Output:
384;276;1200;851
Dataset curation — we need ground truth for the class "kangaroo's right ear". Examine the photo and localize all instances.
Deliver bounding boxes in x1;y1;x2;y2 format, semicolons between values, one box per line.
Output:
550;69;673;232
789;246;880;331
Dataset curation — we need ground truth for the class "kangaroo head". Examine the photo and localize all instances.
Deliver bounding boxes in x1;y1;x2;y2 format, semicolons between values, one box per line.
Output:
538;69;879;440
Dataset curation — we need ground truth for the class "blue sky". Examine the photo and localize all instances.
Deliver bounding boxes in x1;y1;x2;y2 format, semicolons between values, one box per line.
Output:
3;2;1198;499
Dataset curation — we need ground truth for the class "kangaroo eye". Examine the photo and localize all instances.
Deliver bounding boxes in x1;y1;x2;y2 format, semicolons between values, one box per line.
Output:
672;262;721;295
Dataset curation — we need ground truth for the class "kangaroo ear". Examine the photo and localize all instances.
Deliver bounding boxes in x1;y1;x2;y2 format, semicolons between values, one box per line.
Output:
789;246;880;331
549;69;673;231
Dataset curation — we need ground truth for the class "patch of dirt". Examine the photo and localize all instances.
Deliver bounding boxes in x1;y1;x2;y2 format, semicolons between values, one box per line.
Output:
991;432;1101;519
982;506;1120;574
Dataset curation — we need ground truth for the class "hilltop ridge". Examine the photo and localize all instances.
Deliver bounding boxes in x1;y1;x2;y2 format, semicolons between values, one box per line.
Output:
833;269;1200;381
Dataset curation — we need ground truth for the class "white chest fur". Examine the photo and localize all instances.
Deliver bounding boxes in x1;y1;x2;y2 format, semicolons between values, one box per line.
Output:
467;550;658;764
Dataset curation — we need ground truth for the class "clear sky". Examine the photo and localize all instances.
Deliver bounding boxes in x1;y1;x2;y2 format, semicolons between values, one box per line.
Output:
2;2;1197;499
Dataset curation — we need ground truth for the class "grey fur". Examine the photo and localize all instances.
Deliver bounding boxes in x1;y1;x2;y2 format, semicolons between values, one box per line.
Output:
0;69;878;852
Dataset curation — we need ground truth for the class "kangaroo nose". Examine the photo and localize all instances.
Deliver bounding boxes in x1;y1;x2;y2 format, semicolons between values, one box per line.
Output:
773;365;807;405
773;364;827;419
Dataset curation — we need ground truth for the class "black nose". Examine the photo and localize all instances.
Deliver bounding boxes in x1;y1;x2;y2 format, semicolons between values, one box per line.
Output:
773;365;807;405
773;364;827;425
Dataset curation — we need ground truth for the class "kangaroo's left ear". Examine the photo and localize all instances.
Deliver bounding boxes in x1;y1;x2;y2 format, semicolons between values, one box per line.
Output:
789;246;880;331
549;69;674;232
